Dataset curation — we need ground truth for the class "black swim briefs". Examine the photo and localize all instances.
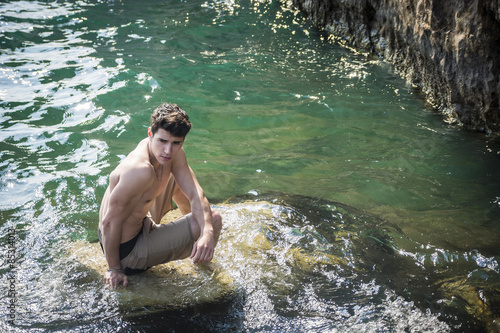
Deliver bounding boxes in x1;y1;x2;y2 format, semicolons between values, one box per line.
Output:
98;227;143;260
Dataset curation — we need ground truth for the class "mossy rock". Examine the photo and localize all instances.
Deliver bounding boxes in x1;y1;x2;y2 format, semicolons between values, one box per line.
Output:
66;239;237;311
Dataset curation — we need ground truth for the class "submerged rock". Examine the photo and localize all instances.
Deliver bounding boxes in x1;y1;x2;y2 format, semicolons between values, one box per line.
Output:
219;192;498;331
289;0;500;134
437;276;500;333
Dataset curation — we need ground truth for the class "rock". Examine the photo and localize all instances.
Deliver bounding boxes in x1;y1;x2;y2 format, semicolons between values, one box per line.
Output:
437;276;500;333
66;240;236;312
290;0;500;134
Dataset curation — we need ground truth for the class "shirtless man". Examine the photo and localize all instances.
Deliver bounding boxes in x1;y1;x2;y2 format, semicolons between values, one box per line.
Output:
98;103;222;288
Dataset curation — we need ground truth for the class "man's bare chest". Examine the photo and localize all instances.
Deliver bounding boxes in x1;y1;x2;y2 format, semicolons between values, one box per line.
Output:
142;169;171;203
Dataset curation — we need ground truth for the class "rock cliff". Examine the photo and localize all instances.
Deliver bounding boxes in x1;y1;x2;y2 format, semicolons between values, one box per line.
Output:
290;0;500;134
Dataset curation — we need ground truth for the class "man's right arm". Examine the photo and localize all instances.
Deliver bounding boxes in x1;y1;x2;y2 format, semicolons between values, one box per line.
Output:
101;190;130;288
101;167;152;287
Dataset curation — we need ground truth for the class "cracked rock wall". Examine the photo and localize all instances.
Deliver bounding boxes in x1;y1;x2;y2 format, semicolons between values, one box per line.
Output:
290;0;500;134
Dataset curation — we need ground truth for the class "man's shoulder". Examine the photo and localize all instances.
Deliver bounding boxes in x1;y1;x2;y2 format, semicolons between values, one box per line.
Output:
118;140;150;169
114;157;153;179
112;144;154;183
109;161;154;199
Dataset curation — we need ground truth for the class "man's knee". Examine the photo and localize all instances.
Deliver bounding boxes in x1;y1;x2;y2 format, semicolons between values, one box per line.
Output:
189;211;222;240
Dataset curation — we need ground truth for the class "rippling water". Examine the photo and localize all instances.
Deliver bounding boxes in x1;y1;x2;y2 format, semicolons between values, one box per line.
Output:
1;0;499;332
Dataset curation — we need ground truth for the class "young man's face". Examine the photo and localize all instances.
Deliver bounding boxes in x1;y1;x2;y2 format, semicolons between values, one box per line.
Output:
148;127;184;165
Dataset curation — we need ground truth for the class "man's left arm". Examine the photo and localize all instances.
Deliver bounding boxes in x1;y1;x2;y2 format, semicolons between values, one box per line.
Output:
171;149;216;263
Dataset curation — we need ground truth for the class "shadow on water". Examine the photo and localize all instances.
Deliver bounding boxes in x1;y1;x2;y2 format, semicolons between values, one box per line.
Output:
119;299;246;333
56;297;246;333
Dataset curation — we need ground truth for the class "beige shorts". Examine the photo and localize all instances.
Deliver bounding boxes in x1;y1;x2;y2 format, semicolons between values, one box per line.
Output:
120;214;194;271
120;174;194;271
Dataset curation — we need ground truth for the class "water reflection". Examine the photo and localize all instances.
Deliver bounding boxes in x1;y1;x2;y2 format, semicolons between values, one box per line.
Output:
0;0;128;214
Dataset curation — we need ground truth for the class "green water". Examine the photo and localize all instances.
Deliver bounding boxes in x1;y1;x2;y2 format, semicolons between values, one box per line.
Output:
1;0;499;331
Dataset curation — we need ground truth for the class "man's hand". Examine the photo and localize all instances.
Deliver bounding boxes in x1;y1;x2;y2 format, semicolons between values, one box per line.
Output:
190;233;215;263
104;270;128;288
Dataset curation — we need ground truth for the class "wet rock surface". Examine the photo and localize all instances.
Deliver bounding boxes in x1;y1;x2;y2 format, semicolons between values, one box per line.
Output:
67;240;237;312
290;0;500;134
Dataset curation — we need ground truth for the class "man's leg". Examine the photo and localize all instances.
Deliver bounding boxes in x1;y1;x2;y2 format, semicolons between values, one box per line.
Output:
140;209;222;265
138;215;196;268
189;210;222;242
173;210;222;260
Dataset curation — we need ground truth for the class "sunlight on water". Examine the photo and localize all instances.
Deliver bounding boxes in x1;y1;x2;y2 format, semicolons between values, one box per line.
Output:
0;0;499;331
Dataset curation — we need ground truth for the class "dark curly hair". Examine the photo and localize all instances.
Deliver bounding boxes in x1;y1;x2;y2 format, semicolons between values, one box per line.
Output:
150;103;192;138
